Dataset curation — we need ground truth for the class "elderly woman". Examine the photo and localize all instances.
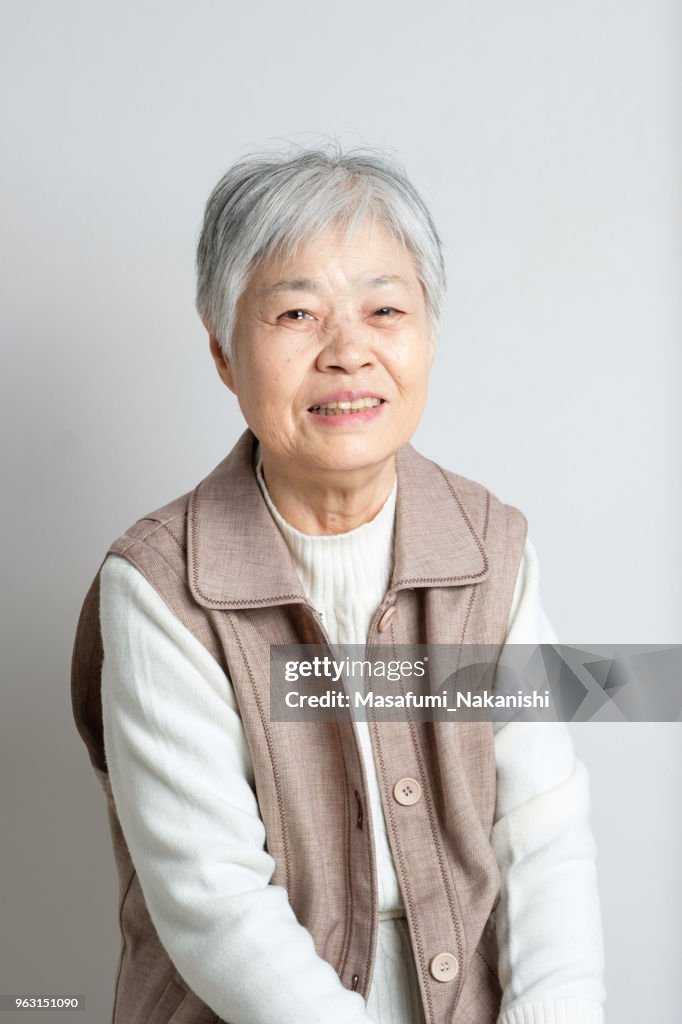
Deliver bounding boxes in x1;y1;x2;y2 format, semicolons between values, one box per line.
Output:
72;145;605;1024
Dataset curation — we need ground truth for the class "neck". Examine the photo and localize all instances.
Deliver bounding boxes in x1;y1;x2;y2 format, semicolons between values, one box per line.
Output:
258;451;397;536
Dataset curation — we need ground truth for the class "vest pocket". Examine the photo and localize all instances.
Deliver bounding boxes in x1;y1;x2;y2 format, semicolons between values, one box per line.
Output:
147;977;188;1024
147;975;224;1024
456;916;502;1024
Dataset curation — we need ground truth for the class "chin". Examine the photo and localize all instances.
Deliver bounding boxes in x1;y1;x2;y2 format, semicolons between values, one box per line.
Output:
312;440;394;474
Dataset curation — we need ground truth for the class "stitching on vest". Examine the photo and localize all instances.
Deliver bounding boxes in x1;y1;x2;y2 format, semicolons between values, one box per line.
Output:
369;709;435;1022
145;512;188;528
116;512;188;552
108;542;226;672
188;463;489;602
457;588;478;662
435;465;489;569
196;582;490;604
158;520;185;553
222;614;292;897
193;590;305;607
189;495;304;606
389;615;468;1010
394;475;490;591
475;943;499;982
436;466;489;569
458;489;491;656
396;572;486;585
334;728;355;980
482;488;491;542
393;484;491;587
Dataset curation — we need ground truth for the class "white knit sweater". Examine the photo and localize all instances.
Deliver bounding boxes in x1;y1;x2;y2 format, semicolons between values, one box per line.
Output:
99;450;606;1024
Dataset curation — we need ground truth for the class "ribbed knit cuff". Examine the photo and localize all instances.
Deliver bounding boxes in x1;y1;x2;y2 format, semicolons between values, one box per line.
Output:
498;998;604;1024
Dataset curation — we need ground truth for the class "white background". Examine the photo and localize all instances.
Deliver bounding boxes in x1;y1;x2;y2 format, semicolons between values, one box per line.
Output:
1;1;680;1021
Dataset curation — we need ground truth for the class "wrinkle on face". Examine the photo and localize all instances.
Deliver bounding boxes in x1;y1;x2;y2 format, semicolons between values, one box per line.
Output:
209;218;434;533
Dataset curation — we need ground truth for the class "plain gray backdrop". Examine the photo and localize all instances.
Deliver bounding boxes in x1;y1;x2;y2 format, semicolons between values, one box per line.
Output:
1;1;680;1022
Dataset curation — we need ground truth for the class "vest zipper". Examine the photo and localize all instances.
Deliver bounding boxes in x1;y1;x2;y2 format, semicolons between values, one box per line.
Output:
354;789;363;830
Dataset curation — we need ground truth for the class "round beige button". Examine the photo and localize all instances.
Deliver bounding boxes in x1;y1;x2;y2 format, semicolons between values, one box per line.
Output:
429;951;459;982
377;605;396;632
393;777;421;806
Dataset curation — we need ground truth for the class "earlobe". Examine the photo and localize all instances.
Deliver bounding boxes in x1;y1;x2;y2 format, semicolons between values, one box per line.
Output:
209;334;237;394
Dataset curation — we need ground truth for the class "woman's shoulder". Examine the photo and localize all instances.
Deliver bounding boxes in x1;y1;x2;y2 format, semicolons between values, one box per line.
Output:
109;487;193;555
99;487;194;615
402;443;529;547
99;497;226;670
106;433;254;569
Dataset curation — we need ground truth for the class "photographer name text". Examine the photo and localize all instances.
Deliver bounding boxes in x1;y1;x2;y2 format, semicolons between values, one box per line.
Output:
284;689;550;710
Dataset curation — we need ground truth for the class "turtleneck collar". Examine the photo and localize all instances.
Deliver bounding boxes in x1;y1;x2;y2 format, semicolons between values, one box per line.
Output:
253;442;397;645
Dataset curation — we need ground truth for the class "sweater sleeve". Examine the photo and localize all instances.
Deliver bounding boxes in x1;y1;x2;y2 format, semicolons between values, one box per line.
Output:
492;537;606;1024
99;553;375;1024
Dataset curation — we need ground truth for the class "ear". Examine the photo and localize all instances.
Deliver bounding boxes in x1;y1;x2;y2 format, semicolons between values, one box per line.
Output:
209;334;236;394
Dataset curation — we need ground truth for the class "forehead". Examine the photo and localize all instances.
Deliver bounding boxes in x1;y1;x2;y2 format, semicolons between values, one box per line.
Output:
249;218;420;295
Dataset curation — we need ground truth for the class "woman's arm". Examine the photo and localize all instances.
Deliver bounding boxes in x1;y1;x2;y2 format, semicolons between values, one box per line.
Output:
99;553;375;1024
492;537;606;1024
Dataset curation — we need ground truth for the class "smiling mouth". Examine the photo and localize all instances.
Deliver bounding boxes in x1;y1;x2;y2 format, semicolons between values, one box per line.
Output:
308;398;385;416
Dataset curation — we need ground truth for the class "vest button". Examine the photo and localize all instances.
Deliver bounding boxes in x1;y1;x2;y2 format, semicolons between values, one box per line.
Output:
429;952;459;982
393;777;421;806
377;605;396;632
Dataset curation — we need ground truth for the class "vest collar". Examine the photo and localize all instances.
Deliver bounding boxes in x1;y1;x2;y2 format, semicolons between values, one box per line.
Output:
187;428;489;610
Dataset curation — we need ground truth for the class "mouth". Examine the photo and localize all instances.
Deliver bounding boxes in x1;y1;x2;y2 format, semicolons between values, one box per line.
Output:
307;397;386;417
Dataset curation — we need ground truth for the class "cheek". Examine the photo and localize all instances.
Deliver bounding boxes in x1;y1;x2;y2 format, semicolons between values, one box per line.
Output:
392;345;432;396
242;357;281;402
242;362;303;431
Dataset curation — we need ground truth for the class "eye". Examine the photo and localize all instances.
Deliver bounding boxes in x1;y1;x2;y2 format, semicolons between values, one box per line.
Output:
280;309;315;321
373;307;402;318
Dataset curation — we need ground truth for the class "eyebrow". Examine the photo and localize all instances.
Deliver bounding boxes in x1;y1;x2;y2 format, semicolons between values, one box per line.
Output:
259;273;410;296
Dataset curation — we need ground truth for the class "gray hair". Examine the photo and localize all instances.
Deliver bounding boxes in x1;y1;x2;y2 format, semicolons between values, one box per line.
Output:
195;142;447;358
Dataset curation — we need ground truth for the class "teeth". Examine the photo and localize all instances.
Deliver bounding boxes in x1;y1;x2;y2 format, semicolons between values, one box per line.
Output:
310;398;383;415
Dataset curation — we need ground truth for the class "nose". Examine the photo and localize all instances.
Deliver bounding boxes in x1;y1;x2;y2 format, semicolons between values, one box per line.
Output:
316;322;375;374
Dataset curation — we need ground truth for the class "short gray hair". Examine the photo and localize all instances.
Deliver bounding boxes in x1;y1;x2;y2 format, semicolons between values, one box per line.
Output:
195;142;446;358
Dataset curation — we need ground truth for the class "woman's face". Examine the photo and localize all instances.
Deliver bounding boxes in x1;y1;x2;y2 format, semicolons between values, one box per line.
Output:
212;217;434;478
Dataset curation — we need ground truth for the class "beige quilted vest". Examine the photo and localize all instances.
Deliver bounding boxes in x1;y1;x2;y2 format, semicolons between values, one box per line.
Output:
71;427;527;1024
